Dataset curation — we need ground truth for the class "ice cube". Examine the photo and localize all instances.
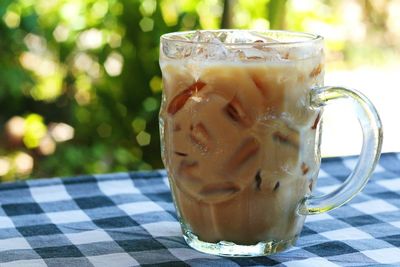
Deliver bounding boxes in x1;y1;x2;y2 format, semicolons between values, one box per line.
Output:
188;31;229;60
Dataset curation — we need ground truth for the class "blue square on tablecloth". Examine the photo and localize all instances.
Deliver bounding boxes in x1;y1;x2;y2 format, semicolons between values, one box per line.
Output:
128;249;185;266
2;202;43;216
56;221;98;234
325;204;365;219
379;153;400;175
360;222;400;238
17;223;62;237
0;227;21;239
321;157;351;181
0;188;34;205
156;236;187;249
43;257;93;267
38;199;81;213
305;217;352;233
35;245;84;258
117;238;165;252
0;249;43;263
104;193;150;205
104;226;150;241
93;215;139;228
26;233;74;248
144;192;174;203
83;206;127;221
9;213;51;227
300;225;319;236
75;196;115;210
129;177;171;195
304;240;358;257
75;241;126;257
130;211;177;225
380;234;400;247
340;215;384;227
230;256;280;266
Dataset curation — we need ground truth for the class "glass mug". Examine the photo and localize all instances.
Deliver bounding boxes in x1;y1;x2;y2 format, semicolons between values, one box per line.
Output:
158;30;383;257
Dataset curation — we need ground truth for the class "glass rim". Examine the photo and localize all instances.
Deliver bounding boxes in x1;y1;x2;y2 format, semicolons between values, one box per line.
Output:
160;29;324;47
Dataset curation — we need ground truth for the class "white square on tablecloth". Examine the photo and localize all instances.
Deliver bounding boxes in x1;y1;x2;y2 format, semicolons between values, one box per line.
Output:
284;257;340;267
377;178;400;191
66;229;113;245
142;221;181;237
390;220;400;228
0;216;15;229
1;259;47;267
30;184;71;203
321;227;373;240
88;253;139;267
351;199;398;215
316;185;339;195
362;247;400;264
46;210;91;224
118;201;163;215
98;179;140;196
0;237;31;252
305;213;334;223
169;248;219;261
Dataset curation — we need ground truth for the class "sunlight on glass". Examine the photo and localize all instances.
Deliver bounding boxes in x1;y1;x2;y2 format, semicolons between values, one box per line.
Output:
78;28;103;50
14;152;34;176
39;135;56;156
23;114;47;149
104;52;123;76
0;158;11;176
3;10;20;28
53;24;70;42
136;131;151;146
139;17;154;32
132;118;146;133
49;123;75;142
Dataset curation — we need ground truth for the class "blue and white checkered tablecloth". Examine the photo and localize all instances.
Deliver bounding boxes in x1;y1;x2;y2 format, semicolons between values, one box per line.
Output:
0;153;399;266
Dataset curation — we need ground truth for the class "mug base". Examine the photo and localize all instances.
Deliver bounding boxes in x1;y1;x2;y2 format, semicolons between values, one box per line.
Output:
182;227;298;257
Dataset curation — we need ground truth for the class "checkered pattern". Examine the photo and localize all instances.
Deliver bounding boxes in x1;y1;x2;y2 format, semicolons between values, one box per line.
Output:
1;153;399;267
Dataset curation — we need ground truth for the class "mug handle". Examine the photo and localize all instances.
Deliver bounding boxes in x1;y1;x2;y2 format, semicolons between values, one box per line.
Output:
298;86;383;215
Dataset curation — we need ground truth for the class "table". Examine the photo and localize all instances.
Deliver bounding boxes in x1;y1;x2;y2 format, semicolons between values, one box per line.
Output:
0;153;399;266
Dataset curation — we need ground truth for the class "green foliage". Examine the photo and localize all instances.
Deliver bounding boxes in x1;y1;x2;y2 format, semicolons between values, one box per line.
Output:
0;0;398;181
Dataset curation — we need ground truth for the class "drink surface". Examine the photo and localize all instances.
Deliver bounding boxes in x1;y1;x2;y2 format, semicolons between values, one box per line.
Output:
159;31;324;245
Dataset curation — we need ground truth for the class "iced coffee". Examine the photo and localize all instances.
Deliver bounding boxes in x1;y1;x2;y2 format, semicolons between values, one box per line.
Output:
159;30;324;249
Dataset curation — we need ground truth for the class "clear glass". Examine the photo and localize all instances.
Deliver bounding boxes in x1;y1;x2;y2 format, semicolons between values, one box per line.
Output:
158;30;383;257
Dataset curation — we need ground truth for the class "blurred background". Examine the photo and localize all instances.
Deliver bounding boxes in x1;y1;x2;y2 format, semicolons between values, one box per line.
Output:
0;0;399;182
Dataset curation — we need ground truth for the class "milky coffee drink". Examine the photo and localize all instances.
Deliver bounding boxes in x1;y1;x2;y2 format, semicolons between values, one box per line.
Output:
160;30;324;249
